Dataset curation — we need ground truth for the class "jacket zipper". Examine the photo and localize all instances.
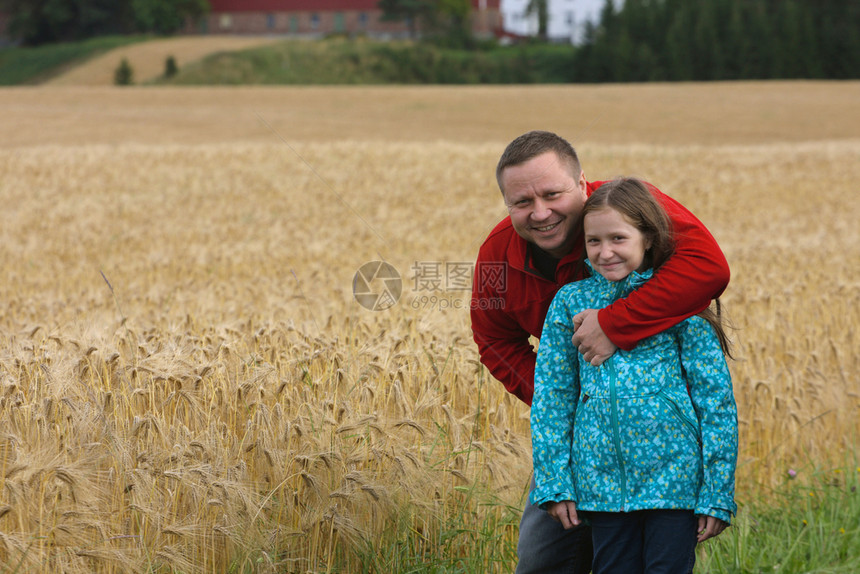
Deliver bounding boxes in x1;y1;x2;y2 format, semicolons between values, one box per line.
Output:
609;279;629;509
656;390;701;445
607;362;628;509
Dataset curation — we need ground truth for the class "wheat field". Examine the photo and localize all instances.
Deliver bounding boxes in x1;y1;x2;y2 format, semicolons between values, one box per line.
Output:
0;82;858;572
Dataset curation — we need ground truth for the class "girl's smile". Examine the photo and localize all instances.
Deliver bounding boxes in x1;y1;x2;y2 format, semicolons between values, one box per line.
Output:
584;207;652;282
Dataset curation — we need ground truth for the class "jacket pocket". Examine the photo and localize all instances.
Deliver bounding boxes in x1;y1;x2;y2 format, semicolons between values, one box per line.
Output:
656;390;701;446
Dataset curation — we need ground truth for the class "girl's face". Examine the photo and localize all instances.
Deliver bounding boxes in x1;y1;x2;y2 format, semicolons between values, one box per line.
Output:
584;206;651;282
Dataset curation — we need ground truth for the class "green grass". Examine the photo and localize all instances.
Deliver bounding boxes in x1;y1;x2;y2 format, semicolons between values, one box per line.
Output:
0;35;149;85
347;485;522;573
154;37;579;85
697;463;860;573
320;462;860;573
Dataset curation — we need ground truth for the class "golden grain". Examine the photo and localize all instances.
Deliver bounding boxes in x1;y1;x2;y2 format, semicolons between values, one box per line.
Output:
0;82;856;572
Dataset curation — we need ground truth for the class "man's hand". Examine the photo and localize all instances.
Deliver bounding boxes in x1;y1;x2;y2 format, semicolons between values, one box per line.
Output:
547;500;581;530
696;515;728;542
571;309;617;366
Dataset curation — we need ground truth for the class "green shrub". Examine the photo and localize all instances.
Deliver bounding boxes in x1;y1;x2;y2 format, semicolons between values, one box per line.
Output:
164;55;178;78
114;57;134;85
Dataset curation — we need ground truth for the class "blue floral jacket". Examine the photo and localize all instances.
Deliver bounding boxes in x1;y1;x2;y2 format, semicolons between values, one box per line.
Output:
530;264;738;522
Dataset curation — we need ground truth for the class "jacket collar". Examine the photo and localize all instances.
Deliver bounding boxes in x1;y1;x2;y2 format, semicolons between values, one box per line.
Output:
585;259;654;295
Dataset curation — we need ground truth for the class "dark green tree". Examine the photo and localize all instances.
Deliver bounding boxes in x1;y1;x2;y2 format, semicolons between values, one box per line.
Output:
573;0;620;82
114;56;133;84
597;0;618;36
377;0;435;39
691;0;723;80
773;0;818;78
132;0;208;35
610;27;637;82
740;0;776;79
572;0;859;81
664;5;693;80
718;0;745;79
812;0;860;78
2;0;133;45
1;0;209;45
617;0;652;47
424;0;474;48
524;0;548;42
163;54;178;77
571;21;599;81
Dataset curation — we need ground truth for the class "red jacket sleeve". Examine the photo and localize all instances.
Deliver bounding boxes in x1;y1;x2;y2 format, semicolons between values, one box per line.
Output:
598;185;730;350
471;261;536;406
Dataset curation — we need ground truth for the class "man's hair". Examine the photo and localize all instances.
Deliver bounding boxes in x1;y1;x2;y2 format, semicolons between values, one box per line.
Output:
496;131;581;192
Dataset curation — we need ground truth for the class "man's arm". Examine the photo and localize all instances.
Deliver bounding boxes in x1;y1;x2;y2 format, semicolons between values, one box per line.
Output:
470;293;536;406
470;249;540;405
597;184;730;350
571;309;616;366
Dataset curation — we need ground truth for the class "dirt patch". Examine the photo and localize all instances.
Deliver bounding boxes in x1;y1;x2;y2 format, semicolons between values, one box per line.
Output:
46;35;283;86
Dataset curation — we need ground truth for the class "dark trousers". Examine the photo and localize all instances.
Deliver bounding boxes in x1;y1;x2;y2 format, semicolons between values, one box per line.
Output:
589;510;697;574
516;476;593;574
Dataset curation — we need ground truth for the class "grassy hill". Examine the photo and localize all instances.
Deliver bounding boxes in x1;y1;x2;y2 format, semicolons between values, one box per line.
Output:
0;34;580;86
154;37;578;85
46;35;285;85
0;35;148;85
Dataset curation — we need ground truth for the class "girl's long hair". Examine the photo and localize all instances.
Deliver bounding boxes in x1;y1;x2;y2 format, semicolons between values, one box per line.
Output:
583;178;733;357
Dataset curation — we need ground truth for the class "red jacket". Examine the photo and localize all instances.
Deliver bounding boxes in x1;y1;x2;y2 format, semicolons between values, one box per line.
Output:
470;180;730;406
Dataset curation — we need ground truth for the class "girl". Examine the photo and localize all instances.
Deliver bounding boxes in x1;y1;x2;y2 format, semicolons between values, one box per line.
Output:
530;178;738;574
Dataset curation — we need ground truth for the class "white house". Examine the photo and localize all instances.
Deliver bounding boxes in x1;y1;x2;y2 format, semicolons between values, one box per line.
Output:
500;0;618;44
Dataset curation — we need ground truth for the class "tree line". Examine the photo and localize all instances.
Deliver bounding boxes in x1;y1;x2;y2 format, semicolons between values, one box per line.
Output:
380;0;858;80
0;0;209;45
572;0;859;81
3;0;858;81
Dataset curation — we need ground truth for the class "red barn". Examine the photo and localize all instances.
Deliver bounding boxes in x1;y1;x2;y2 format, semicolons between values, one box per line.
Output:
199;0;501;38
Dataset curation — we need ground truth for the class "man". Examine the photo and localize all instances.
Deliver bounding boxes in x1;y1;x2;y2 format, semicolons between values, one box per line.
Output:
470;131;730;573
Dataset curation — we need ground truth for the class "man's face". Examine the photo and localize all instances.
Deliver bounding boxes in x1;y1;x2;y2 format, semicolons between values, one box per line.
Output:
500;151;588;259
